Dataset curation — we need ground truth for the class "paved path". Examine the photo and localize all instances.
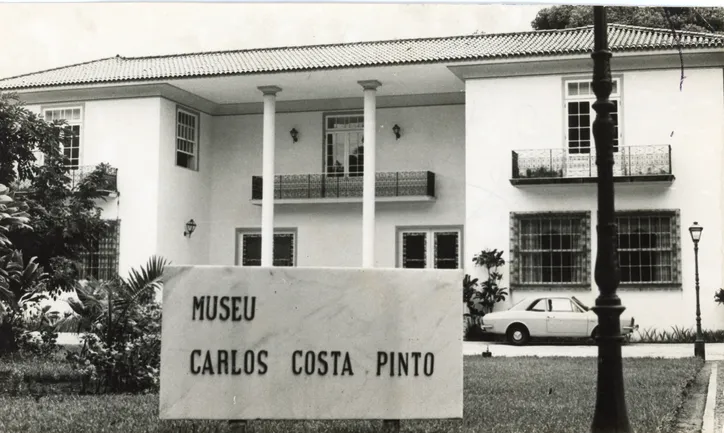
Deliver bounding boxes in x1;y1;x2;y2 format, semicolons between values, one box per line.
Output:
464;341;724;359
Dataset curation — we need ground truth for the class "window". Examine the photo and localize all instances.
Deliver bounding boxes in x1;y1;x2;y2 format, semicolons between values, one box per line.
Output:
564;78;620;154
44;107;82;169
399;228;461;269
529;299;547;312
549;298;575;312
176;108;199;170
511;212;590;285
79;220;120;280
238;231;295;267
616;210;680;285
324;113;364;177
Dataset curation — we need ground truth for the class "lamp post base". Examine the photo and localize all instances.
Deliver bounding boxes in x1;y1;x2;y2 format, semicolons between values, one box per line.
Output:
695;340;706;361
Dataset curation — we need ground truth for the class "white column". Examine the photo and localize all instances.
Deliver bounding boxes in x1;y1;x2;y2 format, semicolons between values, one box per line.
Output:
358;80;381;268
258;85;282;267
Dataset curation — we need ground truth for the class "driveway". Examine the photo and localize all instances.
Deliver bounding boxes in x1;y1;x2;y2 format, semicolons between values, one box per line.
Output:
464;341;724;360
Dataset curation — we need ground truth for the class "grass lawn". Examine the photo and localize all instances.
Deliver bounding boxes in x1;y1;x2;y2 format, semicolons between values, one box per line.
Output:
0;356;702;433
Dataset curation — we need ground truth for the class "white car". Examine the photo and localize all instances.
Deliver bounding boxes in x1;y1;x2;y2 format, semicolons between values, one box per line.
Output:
479;296;638;345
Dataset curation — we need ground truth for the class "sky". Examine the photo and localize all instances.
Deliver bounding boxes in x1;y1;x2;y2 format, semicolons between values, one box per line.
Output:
0;3;548;79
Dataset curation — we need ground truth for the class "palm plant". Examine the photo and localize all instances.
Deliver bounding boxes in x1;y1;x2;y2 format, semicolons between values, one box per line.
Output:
56;256;168;392
53;279;107;334
0;251;47;311
54;255;168;346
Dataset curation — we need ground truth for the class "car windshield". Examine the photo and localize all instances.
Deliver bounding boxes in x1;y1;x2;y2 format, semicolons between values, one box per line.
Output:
571;296;589;311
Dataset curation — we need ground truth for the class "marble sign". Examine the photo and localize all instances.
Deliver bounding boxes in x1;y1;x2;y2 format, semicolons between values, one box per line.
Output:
159;266;463;420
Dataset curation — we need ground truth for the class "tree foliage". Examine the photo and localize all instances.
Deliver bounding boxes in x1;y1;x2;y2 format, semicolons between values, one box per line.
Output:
0;183;45;312
715;288;724;305
471;249;509;314
0;183;49;354
0;92;117;293
531;6;724;34
464;249;509;316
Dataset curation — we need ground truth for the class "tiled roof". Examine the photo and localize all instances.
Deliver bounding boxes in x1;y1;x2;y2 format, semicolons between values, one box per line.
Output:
1;24;723;90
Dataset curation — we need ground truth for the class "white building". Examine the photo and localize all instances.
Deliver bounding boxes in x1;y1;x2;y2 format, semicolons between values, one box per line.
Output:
2;24;724;332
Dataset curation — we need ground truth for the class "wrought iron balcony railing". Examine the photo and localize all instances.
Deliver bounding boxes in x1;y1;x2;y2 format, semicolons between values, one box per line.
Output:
251;171;435;201
511;145;674;185
12;164;118;195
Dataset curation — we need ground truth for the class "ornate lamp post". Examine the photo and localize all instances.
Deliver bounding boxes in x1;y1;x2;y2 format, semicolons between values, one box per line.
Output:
590;6;632;433
689;222;705;360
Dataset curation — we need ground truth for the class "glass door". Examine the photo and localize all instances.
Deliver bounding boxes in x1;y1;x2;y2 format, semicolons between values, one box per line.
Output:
325;114;364;177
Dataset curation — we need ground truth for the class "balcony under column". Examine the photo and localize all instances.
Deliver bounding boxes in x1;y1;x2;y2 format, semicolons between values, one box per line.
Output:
250;171;436;204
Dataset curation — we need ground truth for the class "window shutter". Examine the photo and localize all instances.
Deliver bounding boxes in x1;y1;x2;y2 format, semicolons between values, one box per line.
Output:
402;232;427;269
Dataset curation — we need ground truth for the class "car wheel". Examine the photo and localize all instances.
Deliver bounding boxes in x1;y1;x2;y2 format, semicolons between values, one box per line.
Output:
590;327;599;344
507;324;530;346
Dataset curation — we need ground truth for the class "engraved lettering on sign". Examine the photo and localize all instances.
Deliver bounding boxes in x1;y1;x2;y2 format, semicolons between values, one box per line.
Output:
189;349;268;375
291;350;355;376
192;296;256;321
376;352;435;377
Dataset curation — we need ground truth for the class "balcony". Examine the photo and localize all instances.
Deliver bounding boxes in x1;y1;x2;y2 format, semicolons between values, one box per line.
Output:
510;145;674;186
251;171;436;204
13;164;118;196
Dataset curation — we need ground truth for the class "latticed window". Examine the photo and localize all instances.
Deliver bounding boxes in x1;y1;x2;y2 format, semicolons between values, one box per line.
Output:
79;220;120;280
511;212;590;285
44;107;82;169
399;229;461;269
565;78;620;154
239;232;295;267
176;108;198;170
616;210;681;285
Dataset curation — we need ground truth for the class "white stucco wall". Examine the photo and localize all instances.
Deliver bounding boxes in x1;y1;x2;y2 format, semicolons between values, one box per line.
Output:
465;67;724;331
207;104;466;268
154;99;213;266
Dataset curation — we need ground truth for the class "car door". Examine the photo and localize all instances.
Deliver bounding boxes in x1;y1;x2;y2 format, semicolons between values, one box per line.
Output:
523;298;550;336
546;298;589;336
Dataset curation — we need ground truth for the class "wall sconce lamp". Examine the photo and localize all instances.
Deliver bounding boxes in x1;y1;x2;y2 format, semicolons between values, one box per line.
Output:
184;219;197;238
392;124;401;140
290;128;299;143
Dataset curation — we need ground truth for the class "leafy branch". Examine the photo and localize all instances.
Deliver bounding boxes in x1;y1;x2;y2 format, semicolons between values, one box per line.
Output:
464;249;509;315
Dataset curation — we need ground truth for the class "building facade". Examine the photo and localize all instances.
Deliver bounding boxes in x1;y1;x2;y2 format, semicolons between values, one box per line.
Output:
2;24;724;331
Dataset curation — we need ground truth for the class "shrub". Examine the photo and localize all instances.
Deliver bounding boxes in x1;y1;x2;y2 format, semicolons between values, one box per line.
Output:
16;329;58;358
1;305;58;359
0;368;25;396
524;166;562;178
463;249;509;341
67;303;161;394
0;183;49;356
58;257;167;393
635;326;724;343
471;249;508;314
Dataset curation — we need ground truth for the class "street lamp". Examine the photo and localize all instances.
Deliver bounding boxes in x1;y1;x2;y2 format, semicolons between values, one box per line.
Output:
689;221;705;360
590;6;632;433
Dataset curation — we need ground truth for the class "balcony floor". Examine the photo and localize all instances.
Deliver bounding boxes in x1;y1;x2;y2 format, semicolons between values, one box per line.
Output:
250;195;436;205
510;173;675;186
